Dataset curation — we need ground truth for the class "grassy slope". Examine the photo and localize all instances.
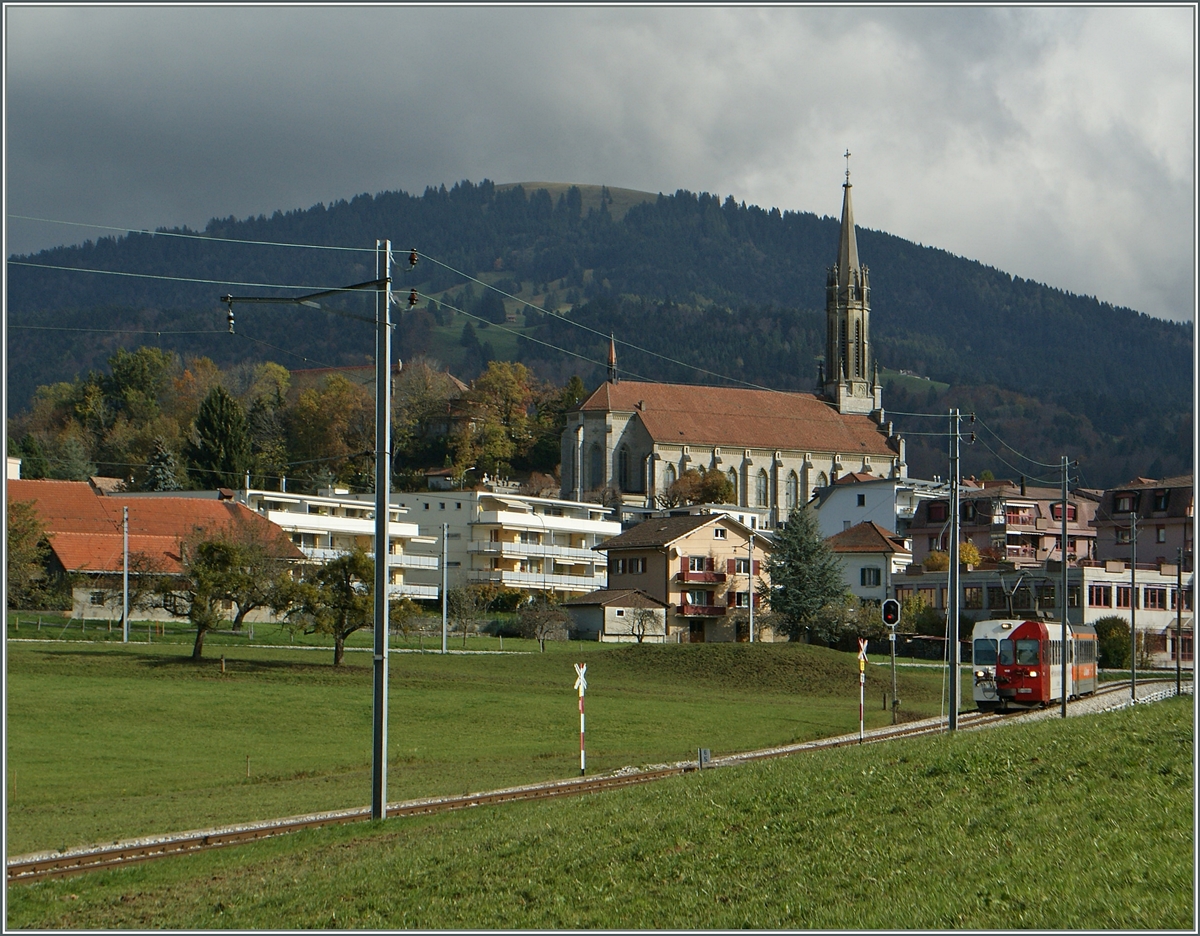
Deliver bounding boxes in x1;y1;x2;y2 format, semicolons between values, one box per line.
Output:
7;698;1191;929
5;636;960;855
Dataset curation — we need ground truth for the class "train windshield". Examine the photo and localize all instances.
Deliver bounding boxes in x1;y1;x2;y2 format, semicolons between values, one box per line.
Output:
974;638;998;665
1016;639;1040;664
999;639;1014;665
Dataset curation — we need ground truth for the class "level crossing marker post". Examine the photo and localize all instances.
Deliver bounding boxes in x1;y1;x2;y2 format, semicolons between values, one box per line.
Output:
574;663;587;774
857;638;868;742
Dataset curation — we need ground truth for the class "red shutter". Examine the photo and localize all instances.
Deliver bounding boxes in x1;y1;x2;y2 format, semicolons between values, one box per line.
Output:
727;558;736;574
751;559;760;576
727;591;735;607
706;557;715;571
681;557;687;578
753;593;761;608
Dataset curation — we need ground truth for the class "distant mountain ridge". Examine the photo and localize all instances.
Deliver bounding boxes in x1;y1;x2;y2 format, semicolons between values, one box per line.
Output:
6;179;1192;487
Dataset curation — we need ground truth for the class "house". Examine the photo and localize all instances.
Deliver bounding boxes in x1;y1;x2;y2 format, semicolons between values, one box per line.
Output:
826;521;912;605
594;514;773;642
563;589;669;643
905;479;1098;569
7;479;303;621
560;174;907;523
1092;475;1193;572
379;489;620;600
811;473;948;540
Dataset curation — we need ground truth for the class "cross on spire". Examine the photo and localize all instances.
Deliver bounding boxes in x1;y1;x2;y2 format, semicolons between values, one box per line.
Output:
844;149;852;184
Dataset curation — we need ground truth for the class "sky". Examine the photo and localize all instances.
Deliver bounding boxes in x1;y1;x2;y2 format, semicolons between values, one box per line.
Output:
4;5;1196;322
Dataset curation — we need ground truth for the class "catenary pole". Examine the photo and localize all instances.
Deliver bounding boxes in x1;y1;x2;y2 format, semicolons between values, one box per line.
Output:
748;532;755;643
1130;512;1138;701
122;506;129;643
371;240;392;821
948;409;960;731
1061;455;1069;718
441;523;448;654
1177;547;1183;696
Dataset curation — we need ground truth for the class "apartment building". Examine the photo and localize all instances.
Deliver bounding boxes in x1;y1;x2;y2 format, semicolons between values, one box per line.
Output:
1093;475;1193;572
595;514;773;642
811;473;948;540
381;490;620;599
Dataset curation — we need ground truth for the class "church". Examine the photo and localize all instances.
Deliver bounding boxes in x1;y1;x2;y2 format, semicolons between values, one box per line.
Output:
559;170;908;525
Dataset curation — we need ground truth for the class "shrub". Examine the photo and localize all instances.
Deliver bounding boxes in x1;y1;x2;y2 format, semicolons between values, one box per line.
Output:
1094;615;1130;668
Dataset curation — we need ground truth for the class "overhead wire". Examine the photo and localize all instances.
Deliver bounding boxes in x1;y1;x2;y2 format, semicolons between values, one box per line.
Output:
7;213;375;253
973;415;1062;470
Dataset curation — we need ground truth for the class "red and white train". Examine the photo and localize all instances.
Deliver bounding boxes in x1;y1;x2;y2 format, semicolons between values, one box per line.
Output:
971;619;1098;711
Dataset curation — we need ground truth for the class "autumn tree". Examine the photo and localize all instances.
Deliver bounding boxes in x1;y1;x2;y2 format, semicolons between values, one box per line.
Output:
6;500;50;608
288;548;374;665
287;373;374;489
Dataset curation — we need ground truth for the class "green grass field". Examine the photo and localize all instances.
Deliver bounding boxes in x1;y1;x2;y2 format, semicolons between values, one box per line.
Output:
7;697;1191;929
6;632;962;857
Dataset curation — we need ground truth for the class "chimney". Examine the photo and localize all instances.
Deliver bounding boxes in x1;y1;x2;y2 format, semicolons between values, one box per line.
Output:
1020;476;1026;496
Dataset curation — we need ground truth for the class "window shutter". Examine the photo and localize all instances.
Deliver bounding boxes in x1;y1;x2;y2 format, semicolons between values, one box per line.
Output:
751;559;760;576
753;593;761;608
727;591;735;607
706;557;714;571
681;556;687;578
727;558;736;574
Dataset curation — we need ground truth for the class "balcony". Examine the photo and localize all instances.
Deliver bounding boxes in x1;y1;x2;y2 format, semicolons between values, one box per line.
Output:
678;603;727;617
468;540;598;562
466;569;606;592
389;583;440;600
389;553;440;569
677;569;727;584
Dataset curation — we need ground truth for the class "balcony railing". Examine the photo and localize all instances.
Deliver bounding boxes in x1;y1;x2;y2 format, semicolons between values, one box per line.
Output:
467;569;606;591
389;583;440;599
678;603;727;618
677;569;727;584
389;553;440;569
467;541;598;562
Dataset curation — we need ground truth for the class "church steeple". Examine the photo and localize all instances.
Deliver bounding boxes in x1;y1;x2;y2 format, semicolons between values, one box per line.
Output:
607;334;618;384
823;152;881;417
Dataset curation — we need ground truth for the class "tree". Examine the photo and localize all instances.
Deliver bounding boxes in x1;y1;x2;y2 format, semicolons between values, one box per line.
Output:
186;385;252;489
959;541;982;568
288;549;374;665
1094;615;1130;669
517;593;569;651
762;507;846;641
389;597;423;644
923;551;950;571
144;436;183;491
446;584;496;647
168;536;238;660
7;500;49;608
809;594;887;650
627;606;660;643
901;594;943;636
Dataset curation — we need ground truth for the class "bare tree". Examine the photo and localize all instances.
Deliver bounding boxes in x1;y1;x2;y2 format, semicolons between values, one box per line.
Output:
628;607;661;643
517;593;569;651
447;584;496;648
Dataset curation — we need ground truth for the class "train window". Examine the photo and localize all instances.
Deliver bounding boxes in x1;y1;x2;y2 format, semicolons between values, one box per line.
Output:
1016;640;1040;664
999;639;1014;665
974;639;998;665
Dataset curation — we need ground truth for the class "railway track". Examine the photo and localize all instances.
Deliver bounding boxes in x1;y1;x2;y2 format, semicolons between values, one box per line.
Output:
7;677;1188;885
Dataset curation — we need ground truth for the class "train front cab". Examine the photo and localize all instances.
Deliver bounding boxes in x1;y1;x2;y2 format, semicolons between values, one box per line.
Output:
972;619;1020;711
991;620;1099;709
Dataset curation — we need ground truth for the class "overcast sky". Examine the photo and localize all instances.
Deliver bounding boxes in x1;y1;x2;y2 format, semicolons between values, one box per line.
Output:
4;5;1196;322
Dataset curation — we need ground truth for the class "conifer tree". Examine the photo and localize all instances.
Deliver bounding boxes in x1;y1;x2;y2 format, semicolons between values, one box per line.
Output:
762;506;846;641
144;436;183;491
186;386;251;489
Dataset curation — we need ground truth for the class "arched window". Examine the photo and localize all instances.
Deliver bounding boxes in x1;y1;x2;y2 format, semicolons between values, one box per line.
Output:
816;471;829;491
756;469;769;507
786;472;799;512
728;468;738;505
664;463;677;489
589;444;604;491
617;446;630;491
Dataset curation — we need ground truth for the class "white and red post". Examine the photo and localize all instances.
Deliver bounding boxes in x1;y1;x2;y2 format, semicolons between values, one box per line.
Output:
858;638;868;743
574;663;587;775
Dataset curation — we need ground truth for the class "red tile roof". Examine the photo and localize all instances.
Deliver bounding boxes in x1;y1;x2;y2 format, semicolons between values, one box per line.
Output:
826;521;911;556
578;381;896;456
7;481;301;574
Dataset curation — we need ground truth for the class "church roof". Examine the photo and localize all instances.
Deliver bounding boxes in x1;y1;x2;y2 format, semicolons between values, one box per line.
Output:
837;179;860;291
577;380;896;457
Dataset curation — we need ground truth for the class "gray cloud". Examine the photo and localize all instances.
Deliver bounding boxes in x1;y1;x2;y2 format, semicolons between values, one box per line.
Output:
5;6;1194;321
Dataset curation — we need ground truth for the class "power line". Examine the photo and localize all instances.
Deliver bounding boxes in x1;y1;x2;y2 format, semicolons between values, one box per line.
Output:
10;325;222;337
974;415;1062;470
7;260;385;295
7;213;374;253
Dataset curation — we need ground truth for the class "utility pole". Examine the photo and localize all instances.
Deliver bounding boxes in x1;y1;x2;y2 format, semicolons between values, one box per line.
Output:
370;239;392;821
748;532;755;643
1060;455;1069;719
441;523;448;655
948;408;961;731
122;506;129;643
1176;547;1183;696
1130;512;1138;702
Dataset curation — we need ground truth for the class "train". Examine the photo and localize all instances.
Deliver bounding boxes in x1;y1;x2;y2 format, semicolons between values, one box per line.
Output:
971;618;1098;711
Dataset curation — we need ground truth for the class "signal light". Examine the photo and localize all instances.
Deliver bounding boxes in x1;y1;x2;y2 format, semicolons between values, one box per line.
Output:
407;288;419;309
881;598;900;627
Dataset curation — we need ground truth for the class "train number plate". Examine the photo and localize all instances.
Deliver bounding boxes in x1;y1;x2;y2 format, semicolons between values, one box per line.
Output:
1017;688;1033;693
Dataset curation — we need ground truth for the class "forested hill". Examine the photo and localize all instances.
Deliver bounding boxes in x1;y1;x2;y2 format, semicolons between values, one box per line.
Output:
7;179;1193;486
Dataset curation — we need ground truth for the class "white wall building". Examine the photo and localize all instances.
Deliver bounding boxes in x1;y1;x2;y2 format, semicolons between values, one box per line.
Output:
811;474;948;541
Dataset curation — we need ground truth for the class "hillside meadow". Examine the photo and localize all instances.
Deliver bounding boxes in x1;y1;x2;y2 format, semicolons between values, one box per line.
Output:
6;697;1192;929
6;629;963;856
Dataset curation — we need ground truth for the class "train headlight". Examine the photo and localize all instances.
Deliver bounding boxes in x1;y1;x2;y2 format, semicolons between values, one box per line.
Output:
974;670;985;679
1028;670;1038;678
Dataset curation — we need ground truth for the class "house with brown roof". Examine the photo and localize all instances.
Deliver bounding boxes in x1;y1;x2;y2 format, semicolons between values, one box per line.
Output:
826;521;912;605
560;174;906;522
594;514;774;642
563;588;669;643
1092;475;1193;572
7;480;301;621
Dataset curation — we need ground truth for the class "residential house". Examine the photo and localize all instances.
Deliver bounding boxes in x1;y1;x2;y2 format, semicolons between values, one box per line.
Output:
811;473;948;540
1093;475;1193;572
594;514;773;642
826;521;912;605
564;589;669;643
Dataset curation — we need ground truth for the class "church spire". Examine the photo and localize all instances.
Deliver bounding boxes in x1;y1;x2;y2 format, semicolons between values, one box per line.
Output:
607;334;618;384
837;150;860;291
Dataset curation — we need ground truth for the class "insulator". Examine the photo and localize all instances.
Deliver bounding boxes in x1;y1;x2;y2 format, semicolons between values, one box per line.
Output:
408;288;418;309
408;248;418;269
969;413;976;424
227;306;235;334
969;432;976;444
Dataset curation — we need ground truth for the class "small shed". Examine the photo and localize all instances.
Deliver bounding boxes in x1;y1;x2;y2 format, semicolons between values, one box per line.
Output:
565;589;669;643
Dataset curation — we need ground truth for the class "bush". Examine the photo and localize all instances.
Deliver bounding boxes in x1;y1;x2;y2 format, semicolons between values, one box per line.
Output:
1094;615;1130;668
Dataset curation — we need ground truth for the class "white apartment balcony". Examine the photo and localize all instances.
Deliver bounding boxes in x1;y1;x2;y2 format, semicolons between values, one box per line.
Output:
298;546;438;570
474;509;619;537
389;583;440;600
466;569;607;592
263;508;421;540
467;540;599;562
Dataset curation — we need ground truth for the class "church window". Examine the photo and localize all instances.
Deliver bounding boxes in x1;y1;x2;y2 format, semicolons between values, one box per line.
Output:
855;320;862;378
618;446;631;492
589;444;604;491
756;470;769;507
785;472;799;512
664;464;677;489
816;472;828;490
728;468;738;504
